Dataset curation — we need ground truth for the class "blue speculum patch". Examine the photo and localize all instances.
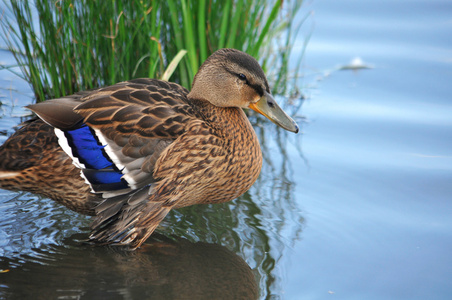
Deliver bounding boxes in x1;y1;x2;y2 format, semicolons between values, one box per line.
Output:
65;125;127;190
65;125;112;169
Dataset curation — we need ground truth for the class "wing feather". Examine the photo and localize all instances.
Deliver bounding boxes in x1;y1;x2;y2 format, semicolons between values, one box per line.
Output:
27;78;197;247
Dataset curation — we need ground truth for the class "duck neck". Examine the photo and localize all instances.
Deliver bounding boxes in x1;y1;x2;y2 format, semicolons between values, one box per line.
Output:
188;98;263;201
188;98;254;139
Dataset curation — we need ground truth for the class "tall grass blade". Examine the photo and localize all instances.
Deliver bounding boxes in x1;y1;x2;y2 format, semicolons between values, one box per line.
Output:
161;50;188;81
0;0;306;102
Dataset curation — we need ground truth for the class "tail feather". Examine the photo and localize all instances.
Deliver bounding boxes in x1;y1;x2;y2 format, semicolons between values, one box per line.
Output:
89;186;170;249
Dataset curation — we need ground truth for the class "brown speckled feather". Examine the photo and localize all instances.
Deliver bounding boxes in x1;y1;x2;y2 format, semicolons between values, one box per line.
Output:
0;49;298;249
82;85;263;248
0;119;96;214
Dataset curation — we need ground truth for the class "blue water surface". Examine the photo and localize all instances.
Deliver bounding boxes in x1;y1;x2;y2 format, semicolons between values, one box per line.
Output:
283;0;452;299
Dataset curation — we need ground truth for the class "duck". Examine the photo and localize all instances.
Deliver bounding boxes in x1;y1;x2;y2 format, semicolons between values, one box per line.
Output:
0;48;298;249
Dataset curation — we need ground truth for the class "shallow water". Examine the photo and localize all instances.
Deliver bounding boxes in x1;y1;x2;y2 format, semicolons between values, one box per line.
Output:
1;0;452;299
283;0;452;299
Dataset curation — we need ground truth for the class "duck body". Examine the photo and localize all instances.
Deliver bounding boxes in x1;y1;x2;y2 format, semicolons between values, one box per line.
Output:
0;49;297;249
0;118;95;214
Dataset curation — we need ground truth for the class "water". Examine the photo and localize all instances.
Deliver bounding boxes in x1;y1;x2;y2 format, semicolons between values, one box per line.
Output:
1;0;451;299
282;0;452;299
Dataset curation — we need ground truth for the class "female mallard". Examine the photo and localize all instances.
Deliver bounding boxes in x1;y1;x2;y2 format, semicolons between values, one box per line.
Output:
0;49;298;249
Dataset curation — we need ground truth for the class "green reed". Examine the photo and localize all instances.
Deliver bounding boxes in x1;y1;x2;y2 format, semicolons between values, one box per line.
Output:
0;0;304;102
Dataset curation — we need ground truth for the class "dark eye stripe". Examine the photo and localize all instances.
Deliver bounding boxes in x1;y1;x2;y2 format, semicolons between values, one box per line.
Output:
224;67;264;96
249;83;264;96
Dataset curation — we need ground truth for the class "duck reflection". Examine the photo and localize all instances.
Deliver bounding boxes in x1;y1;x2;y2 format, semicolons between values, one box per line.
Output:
0;233;258;299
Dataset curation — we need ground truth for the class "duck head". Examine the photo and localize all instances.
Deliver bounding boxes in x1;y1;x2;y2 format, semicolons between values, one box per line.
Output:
187;49;299;133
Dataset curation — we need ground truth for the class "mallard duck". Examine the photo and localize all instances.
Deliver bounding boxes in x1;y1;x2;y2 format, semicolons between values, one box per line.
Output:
0;49;298;249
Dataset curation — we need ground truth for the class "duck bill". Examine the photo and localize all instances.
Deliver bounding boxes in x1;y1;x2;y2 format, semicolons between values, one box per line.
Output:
249;92;299;133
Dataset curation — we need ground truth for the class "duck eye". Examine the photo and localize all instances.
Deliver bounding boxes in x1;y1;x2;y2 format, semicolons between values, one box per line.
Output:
238;73;247;81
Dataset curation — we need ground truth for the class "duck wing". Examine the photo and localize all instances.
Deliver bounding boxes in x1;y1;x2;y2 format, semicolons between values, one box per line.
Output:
28;79;195;247
28;79;193;195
